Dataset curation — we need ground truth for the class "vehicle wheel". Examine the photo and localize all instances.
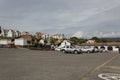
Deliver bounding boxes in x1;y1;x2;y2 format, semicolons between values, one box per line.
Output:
62;50;65;53
87;50;90;53
74;50;78;54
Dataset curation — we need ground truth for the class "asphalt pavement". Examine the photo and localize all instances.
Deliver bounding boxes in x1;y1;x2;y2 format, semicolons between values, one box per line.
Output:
0;48;120;80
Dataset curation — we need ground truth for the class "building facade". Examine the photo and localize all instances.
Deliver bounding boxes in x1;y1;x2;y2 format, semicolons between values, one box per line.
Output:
0;27;21;38
51;34;64;40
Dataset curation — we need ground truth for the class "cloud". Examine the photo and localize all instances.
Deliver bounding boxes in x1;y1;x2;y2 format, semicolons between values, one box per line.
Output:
72;31;84;38
71;31;120;38
0;0;120;37
97;32;120;38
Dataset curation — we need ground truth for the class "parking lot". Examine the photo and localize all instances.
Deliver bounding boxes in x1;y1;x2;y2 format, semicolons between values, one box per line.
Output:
0;48;120;80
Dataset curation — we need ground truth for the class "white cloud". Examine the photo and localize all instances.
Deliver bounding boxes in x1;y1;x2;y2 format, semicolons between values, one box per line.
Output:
0;0;120;36
92;32;120;38
100;32;120;38
71;31;120;38
72;31;84;38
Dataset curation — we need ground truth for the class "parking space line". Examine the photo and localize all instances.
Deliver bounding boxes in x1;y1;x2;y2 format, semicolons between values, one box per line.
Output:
105;66;120;70
81;55;117;80
93;55;117;72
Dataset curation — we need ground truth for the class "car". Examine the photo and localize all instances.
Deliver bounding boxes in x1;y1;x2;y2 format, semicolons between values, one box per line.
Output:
60;46;82;54
93;47;99;52
80;46;95;53
55;47;62;51
99;48;108;53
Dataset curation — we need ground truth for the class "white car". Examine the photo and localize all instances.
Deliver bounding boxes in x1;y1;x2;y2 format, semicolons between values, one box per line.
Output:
80;46;94;53
55;47;62;51
60;46;82;54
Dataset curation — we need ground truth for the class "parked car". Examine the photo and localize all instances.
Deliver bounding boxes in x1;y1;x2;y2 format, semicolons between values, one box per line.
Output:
60;46;82;54
55;47;62;51
99;48;108;53
93;47;99;53
80;46;95;53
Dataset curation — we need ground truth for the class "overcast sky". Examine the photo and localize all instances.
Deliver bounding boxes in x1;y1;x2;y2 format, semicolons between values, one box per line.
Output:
0;0;120;38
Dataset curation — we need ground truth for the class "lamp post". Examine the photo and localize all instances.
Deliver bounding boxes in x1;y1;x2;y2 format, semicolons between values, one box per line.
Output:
0;26;1;34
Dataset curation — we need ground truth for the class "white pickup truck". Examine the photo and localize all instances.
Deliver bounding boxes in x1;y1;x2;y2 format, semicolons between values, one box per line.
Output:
60;46;82;54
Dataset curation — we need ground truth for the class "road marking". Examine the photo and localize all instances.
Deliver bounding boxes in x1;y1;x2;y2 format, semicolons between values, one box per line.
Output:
105;66;120;70
98;73;120;80
93;55;117;72
81;55;117;80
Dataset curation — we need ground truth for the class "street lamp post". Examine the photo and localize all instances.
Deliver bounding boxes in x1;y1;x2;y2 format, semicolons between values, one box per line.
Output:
0;26;1;34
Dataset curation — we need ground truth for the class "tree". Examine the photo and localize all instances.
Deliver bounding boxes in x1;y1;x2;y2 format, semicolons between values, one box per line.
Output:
70;37;79;45
79;38;87;44
50;38;58;45
44;39;48;45
91;36;107;43
70;37;87;45
31;36;35;45
91;37;100;42
100;38;107;43
27;40;31;48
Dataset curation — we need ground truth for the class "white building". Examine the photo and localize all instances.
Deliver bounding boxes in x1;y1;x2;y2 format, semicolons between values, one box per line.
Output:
7;30;21;37
0;27;21;38
7;30;14;37
35;32;49;39
0;29;8;37
22;31;29;36
15;38;31;46
0;39;11;45
51;34;64;39
14;30;21;37
15;35;32;46
86;40;96;44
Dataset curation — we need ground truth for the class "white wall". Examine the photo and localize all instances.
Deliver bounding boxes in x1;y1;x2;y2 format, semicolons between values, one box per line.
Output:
15;38;23;46
0;39;11;45
15;38;31;46
112;46;119;52
7;30;13;37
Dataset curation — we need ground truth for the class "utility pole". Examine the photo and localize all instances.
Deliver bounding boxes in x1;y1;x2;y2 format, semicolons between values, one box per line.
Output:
0;26;1;34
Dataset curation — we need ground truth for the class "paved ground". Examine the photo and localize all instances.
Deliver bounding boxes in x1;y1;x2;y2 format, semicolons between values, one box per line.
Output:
0;48;120;80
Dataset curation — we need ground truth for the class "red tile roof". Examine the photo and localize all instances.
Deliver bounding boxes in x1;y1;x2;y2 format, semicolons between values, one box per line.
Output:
80;42;120;46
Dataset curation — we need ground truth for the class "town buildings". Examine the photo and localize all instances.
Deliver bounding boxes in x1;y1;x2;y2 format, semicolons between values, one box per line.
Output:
0;27;120;53
51;34;64;39
35;32;49;39
0;28;21;38
15;35;32;46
